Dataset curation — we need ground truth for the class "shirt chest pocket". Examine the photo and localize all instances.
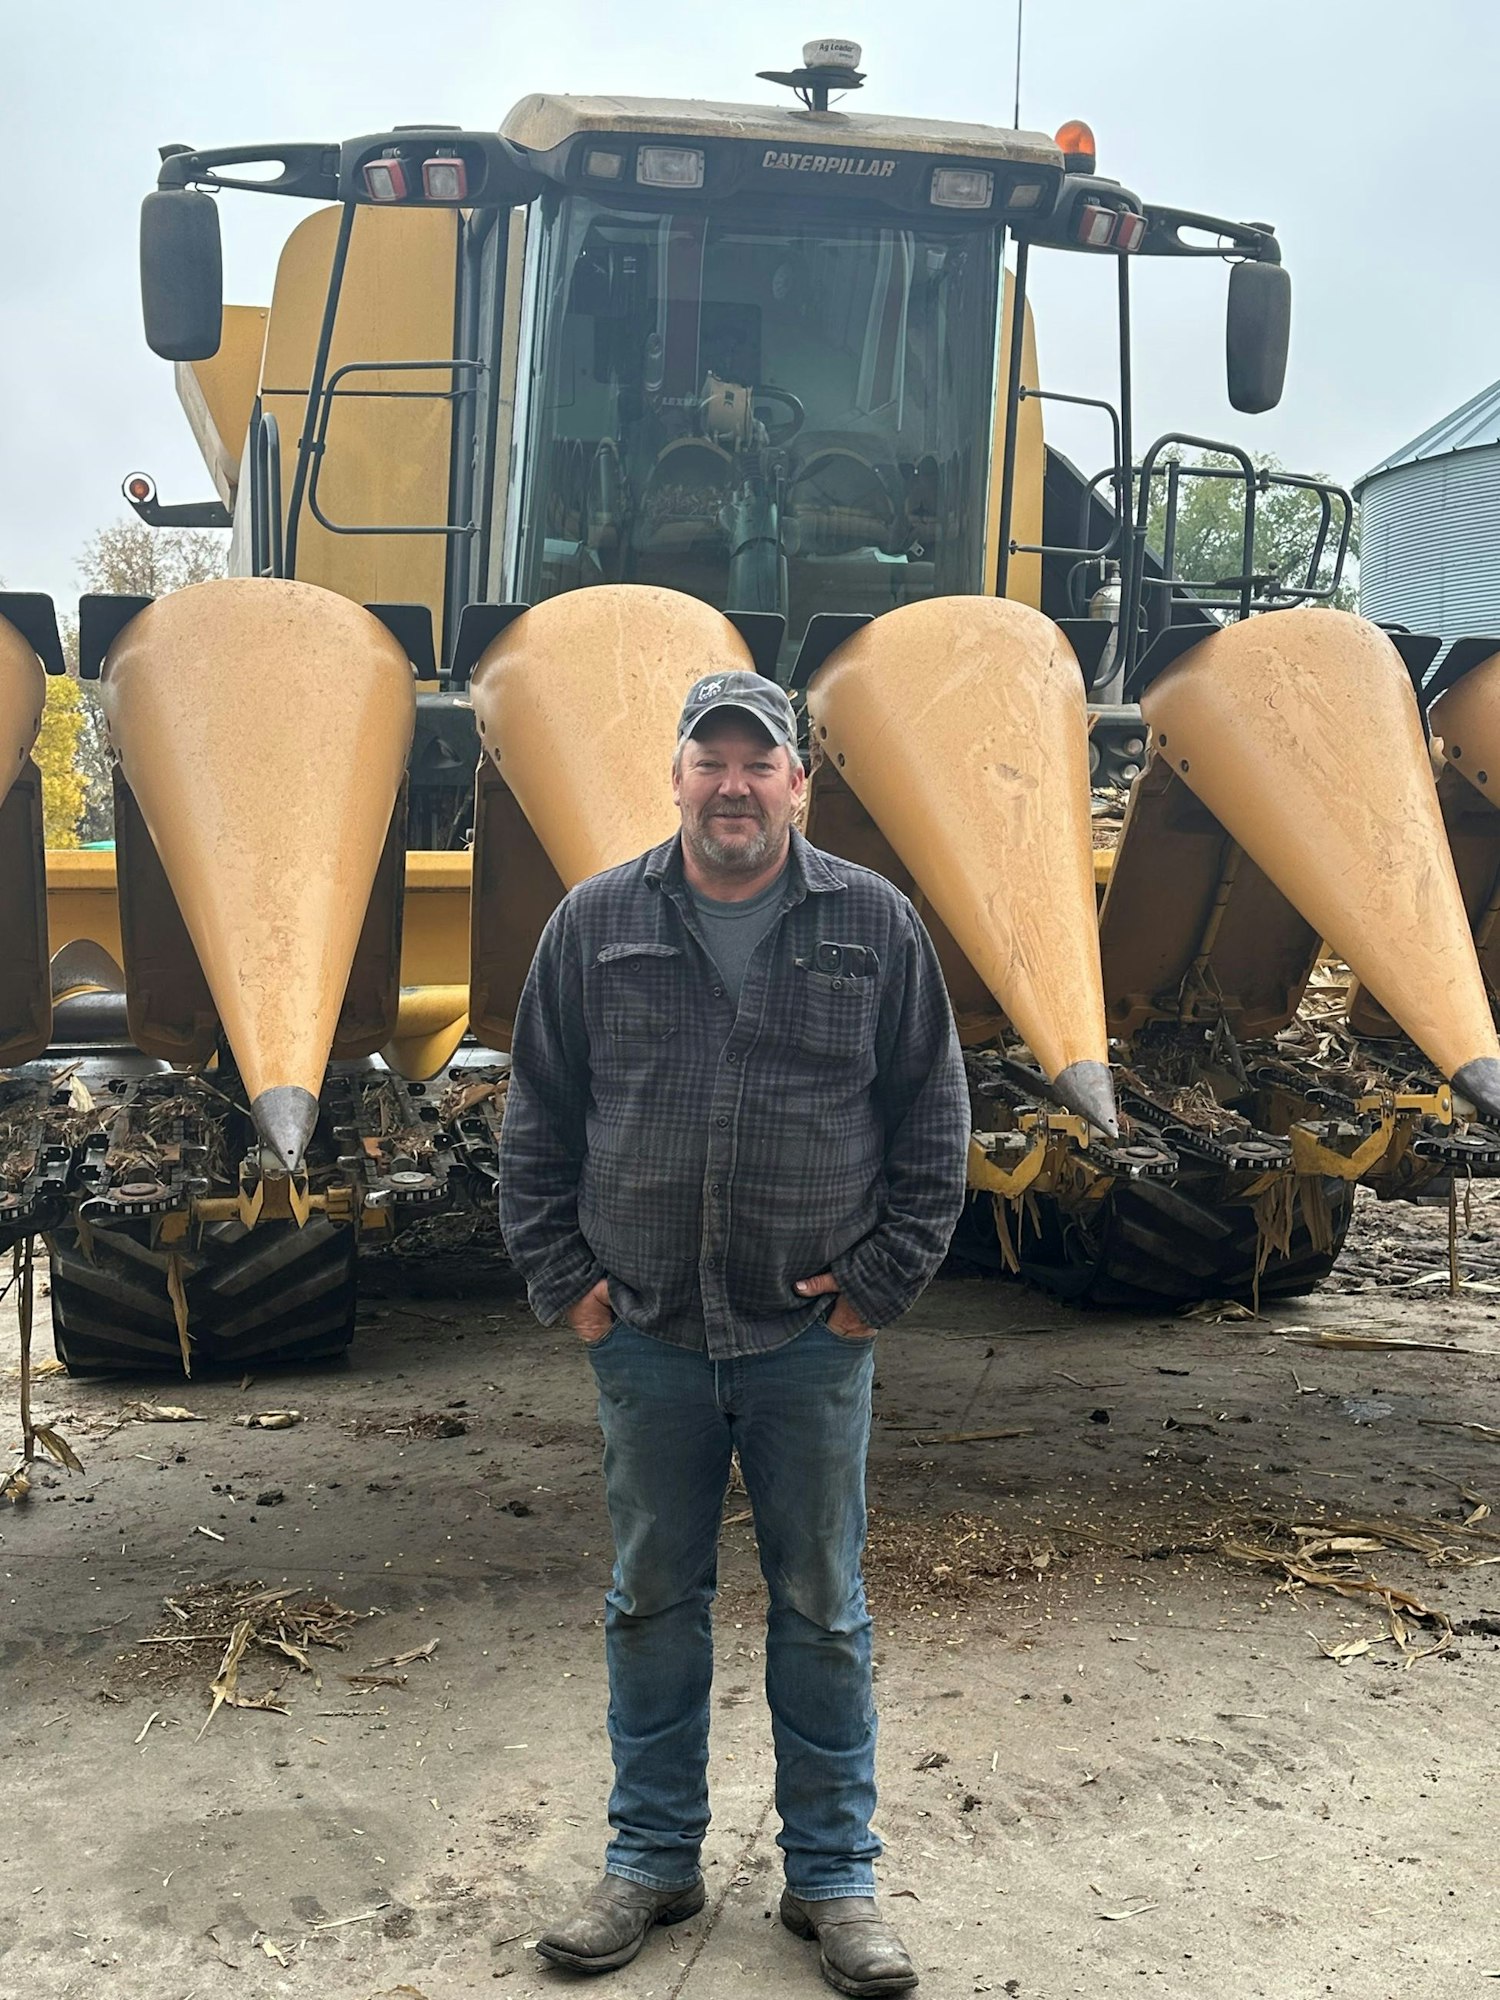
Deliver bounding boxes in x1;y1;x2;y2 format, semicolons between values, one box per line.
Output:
795;966;879;1061
592;942;682;1040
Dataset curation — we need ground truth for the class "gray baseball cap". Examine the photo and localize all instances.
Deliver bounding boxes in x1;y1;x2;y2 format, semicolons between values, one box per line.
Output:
677;671;798;754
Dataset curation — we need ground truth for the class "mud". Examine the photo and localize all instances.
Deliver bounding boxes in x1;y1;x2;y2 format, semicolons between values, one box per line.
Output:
2;1189;1499;1996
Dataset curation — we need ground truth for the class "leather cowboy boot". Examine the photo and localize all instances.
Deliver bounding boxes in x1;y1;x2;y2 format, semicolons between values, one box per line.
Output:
780;1889;919;1996
536;1872;705;1973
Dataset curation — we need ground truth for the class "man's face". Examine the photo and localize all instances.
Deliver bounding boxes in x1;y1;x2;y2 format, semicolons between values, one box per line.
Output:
673;716;805;876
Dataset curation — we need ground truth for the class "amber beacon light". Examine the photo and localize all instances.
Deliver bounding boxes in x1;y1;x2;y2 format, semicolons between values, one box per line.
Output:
1055;119;1097;174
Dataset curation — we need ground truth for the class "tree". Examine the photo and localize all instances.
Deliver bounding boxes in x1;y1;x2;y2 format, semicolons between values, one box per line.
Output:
77;521;228;599
34;676;86;847
63;520;229;840
1144;450;1359;613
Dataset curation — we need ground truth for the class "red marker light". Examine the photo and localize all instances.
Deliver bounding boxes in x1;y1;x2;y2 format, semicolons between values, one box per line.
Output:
422;154;467;201
1113;211;1147;253
1075;202;1115;249
363;153;409;202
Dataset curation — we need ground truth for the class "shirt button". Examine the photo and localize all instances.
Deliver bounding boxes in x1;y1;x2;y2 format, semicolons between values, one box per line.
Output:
716;1114;729;1128
711;985;724;998
710;1181;723;1196
725;1050;739;1064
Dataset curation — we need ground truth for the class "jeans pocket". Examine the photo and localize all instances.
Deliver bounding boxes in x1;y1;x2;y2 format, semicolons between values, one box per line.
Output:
581;1319;622;1356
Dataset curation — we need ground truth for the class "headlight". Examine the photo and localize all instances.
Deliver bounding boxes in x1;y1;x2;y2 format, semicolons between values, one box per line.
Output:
637;146;705;189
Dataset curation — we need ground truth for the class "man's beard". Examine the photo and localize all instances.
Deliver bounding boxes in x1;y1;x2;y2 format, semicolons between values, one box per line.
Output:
688;804;783;874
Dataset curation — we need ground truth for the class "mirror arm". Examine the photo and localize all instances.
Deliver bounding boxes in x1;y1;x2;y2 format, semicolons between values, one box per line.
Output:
1137;204;1281;264
155;142;341;201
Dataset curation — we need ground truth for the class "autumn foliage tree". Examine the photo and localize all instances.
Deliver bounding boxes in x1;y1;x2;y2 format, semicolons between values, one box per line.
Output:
62;521;228;842
35;677;87;847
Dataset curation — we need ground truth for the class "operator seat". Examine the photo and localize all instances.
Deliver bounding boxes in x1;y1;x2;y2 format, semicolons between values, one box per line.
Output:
786;435;902;558
629;436;733;596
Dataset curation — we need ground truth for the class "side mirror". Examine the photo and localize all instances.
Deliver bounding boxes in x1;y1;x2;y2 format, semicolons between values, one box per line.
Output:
1226;259;1290;415
140;189;223;361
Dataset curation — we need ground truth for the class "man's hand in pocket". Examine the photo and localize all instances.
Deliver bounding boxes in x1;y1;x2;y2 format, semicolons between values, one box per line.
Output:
565;1278;614;1344
794;1272;877;1340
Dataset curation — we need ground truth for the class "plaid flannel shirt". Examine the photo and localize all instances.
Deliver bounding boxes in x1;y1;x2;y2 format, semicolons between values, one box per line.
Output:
497;828;970;1358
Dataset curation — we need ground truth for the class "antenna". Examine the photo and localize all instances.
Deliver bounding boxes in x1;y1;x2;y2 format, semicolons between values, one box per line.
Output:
1013;0;1024;128
758;38;865;114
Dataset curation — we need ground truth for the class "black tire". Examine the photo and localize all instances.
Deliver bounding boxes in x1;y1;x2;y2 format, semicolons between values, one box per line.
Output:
47;1215;358;1375
954;1174;1354;1310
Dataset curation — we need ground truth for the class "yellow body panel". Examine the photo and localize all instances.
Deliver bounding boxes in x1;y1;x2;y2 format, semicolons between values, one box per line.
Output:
0;617;49;1065
983;271;1043;611
1098;757;1319;1038
468;585;749;1045
807;597;1113;1123
385;984;470;1080
1142;609;1500;1092
39;847;474;1078
383;852;473;1076
175;305;270;507
99;578;415;1115
41;849;125;959
258;206;459;624
398;851;472;986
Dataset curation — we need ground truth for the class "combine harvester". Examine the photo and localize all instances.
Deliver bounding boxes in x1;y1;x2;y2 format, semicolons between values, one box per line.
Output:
7;39;1500;1370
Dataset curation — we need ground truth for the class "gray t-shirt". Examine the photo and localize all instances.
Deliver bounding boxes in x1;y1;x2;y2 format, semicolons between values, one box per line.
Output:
688;864;789;1006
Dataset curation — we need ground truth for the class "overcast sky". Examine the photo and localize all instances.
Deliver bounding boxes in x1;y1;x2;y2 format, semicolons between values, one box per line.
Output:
5;0;1496;604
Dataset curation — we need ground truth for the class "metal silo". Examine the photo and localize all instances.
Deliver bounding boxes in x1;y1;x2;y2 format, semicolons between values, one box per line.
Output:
1356;379;1500;644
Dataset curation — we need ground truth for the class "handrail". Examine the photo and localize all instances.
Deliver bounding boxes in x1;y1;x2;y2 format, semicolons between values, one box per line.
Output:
305;358;483;538
250;407;285;579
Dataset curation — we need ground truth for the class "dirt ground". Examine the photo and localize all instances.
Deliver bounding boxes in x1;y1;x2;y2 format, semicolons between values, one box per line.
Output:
3;1189;1500;2000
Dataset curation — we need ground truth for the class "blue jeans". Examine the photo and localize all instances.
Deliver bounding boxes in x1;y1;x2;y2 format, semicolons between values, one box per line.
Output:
585;1318;880;1900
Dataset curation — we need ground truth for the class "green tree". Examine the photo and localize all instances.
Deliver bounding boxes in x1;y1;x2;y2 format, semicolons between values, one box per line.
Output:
1144;450;1359;612
35;675;86;847
63;521;229;841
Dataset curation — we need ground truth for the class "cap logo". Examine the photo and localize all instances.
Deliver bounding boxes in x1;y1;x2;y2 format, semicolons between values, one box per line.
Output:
694;678;726;702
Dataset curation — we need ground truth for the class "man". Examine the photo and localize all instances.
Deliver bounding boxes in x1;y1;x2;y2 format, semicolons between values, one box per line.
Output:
498;669;970;1995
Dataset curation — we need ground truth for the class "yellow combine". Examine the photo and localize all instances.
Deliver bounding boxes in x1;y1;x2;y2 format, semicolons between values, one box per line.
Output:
6;39;1500;1367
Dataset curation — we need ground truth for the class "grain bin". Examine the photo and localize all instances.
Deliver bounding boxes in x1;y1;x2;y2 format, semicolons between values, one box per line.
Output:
1357;380;1500;644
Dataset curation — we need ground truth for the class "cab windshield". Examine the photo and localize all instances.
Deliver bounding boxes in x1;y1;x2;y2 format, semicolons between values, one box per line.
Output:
514;193;1000;670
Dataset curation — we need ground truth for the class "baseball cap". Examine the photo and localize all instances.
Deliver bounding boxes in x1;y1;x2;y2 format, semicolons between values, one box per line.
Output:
676;671;799;754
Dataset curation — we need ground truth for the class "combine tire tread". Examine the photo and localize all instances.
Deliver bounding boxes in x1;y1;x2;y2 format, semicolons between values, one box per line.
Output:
48;1216;357;1374
952;1175;1354;1310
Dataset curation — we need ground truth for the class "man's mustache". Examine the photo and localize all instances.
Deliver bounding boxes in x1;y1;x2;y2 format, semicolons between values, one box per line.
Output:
706;805;764;821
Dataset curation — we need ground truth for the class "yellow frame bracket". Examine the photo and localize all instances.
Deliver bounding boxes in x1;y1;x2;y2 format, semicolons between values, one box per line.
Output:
967;1111;1096;1198
968;1132;1047;1198
1291;1106;1396;1181
1293;1082;1454;1182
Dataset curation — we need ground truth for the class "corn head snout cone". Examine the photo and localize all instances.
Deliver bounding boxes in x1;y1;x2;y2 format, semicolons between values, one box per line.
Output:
1428;650;1500;1118
469;584;759;889
1430;649;1500;820
0;617;45;807
99;578;417;1172
1142;607;1500;1122
808;596;1119;1138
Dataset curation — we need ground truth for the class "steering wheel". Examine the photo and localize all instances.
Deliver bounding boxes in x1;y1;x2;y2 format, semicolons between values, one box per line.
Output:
751;386;806;446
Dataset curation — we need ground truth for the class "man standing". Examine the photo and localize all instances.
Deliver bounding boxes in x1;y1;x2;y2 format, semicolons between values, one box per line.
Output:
499;670;969;1995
